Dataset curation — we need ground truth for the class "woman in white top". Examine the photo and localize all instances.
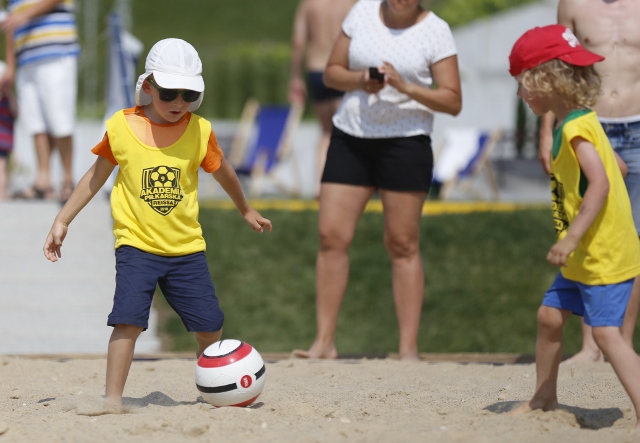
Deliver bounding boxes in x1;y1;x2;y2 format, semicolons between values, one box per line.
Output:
294;0;461;361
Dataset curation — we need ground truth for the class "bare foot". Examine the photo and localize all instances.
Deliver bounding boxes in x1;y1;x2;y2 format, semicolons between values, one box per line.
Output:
399;352;420;362
291;342;338;359
507;398;558;417
561;349;604;365
75;397;123;416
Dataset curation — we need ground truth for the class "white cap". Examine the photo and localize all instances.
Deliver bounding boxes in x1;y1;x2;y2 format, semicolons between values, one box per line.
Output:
135;38;205;112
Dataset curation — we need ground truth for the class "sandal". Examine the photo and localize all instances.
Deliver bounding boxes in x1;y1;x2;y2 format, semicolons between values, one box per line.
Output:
12;185;54;200
59;182;75;205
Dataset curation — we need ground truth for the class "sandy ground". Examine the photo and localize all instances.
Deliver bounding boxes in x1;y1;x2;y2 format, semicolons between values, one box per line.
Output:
0;356;638;443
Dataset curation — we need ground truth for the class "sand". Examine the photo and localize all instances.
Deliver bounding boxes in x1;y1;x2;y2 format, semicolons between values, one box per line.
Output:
0;355;638;442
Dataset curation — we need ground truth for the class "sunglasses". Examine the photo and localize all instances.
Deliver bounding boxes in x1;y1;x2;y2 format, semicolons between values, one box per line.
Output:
147;77;201;103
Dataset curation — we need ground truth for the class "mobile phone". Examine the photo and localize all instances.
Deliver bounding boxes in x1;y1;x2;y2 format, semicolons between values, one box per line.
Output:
369;67;385;83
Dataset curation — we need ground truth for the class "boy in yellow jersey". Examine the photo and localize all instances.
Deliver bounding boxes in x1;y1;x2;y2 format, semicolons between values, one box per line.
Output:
507;25;640;428
42;39;272;411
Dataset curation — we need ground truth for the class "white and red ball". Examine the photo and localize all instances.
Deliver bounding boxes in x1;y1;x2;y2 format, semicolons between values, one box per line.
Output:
195;339;266;407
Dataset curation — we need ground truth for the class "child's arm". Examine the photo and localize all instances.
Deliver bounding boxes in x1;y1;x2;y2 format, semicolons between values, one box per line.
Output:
43;156;116;262
547;136;609;267
0;28;15;94
211;158;272;233
1;0;64;32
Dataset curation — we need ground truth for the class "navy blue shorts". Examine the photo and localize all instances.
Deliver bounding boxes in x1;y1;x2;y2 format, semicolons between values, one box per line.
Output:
322;126;433;192
109;246;224;332
308;71;344;102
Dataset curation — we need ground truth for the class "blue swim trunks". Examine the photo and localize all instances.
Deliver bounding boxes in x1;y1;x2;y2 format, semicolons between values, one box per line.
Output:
542;273;633;327
308;71;344;102
109;246;224;332
600;117;640;234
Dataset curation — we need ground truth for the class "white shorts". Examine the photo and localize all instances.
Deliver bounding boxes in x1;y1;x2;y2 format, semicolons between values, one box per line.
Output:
16;56;77;137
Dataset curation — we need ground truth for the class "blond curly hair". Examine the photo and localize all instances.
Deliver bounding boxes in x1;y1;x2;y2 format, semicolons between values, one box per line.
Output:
520;59;601;108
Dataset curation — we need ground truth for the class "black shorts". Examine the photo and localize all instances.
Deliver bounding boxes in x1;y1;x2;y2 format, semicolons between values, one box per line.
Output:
321;127;433;192
308;71;344;102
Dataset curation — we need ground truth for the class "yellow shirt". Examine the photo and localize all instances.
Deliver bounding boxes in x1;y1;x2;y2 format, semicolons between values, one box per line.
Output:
105;109;216;256
551;109;640;285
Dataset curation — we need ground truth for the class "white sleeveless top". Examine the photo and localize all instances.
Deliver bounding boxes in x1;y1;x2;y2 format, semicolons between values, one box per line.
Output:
332;0;457;138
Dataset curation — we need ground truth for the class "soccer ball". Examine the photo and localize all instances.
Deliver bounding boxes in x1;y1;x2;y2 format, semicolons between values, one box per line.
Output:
195;339;266;407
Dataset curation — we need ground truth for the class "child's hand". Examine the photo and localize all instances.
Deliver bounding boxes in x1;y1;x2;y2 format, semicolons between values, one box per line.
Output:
243;208;272;234
43;221;69;262
546;237;578;267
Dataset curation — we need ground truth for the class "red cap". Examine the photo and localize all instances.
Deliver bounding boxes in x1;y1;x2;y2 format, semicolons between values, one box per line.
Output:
509;25;604;76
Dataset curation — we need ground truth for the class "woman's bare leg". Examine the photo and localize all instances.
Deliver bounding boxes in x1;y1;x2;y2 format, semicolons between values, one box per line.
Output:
293;183;374;358
379;189;426;361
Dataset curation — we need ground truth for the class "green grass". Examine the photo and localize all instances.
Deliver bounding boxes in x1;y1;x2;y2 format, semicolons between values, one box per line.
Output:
154;207;637;355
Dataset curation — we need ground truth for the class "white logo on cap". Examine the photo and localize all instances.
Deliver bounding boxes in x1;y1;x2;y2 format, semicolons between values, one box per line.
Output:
562;28;579;48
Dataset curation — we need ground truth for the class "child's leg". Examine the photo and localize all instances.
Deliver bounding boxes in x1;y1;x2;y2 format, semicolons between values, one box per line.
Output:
510;306;572;415
0;156;7;200
158;251;224;359
592;326;640;426
194;330;222;358
621;275;640;347
562;319;604;364
105;324;143;408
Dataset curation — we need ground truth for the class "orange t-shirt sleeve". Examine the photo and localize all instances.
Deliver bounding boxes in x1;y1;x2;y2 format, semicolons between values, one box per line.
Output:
200;131;224;173
91;132;118;165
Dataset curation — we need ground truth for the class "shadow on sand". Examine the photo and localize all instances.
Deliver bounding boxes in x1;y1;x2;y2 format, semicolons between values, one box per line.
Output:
122;392;266;410
123;391;198;408
484;400;624;430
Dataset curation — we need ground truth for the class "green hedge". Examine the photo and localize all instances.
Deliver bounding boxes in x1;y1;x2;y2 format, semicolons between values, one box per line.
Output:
70;0;541;119
202;43;292;119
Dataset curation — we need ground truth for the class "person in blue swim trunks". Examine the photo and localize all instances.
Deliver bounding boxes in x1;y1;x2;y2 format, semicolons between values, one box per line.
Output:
288;0;357;195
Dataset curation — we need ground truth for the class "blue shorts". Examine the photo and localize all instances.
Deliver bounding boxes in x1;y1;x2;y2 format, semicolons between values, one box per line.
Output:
109;246;224;332
601;119;640;234
542;273;633;327
308;71;344;102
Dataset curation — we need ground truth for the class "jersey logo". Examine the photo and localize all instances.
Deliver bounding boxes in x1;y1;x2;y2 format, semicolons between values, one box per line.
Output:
140;166;184;216
550;173;569;234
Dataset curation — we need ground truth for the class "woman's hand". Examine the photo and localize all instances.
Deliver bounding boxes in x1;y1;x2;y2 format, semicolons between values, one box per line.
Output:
379;62;409;93
362;69;385;94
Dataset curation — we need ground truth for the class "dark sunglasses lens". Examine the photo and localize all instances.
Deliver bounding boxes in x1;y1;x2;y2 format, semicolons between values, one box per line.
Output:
159;89;179;102
182;90;201;103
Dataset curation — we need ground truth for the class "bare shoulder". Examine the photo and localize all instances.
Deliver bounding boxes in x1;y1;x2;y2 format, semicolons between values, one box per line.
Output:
557;0;586;22
306;0;357;15
558;0;587;8
295;0;312;15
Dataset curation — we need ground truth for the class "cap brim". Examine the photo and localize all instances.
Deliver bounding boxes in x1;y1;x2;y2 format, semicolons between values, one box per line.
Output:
558;50;604;67
153;71;204;92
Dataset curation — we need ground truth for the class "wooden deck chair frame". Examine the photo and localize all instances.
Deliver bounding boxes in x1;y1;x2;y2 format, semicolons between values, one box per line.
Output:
439;129;503;201
228;98;304;198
